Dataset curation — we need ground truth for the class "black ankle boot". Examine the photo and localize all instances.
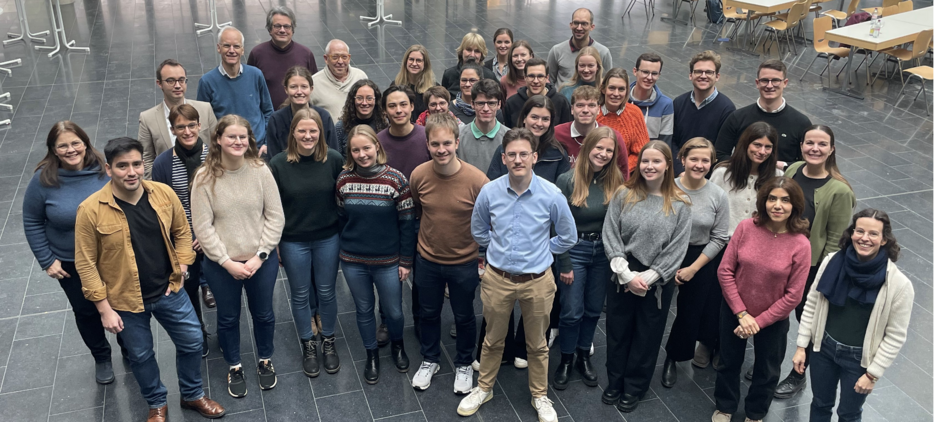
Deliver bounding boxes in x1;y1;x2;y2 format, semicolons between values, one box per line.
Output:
553;353;575;390
616;393;641;413
774;370;807;399
391;340;409;372
601;388;621;405
321;335;340;374
364;348;380;384
576;348;598;387
661;357;678;388
301;337;320;378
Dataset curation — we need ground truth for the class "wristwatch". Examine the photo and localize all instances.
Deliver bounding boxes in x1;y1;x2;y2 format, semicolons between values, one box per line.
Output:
183;271;190;280
736;311;749;320
865;372;879;383
258;252;269;261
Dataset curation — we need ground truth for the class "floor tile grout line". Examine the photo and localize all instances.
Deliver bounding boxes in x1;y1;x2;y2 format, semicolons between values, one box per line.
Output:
45;306;69;422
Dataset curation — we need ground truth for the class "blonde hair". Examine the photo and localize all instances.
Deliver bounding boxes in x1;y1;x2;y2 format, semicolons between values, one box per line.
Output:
286;107;329;163
561;46;604;91
570;127;625;207
194;114;264;193
620;141;689;216
394;45;436;95
677;137;716;163
456;33;488;66
343;124;388;171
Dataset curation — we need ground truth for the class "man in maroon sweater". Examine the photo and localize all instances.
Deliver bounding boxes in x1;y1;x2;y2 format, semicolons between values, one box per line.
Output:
554;85;628;176
247;6;318;108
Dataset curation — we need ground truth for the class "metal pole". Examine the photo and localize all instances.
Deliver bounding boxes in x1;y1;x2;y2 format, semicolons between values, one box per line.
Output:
195;0;232;35
360;0;401;28
5;0;49;44
35;0;89;57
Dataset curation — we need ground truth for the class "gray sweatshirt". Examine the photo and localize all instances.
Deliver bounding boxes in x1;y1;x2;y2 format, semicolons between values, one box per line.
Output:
675;178;730;259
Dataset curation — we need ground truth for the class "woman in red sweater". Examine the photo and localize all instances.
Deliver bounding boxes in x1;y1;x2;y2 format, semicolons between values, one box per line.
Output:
595;68;649;175
712;177;811;422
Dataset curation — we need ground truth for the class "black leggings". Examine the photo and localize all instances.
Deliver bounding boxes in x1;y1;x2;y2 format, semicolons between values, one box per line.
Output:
59;261;124;362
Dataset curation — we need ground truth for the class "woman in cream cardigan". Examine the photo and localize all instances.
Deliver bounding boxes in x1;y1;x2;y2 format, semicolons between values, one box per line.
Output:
792;208;914;422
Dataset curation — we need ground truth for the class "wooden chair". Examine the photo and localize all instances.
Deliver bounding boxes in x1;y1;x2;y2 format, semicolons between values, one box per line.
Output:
863;0;900;14
758;1;807;55
880;4;899;15
897;0;913;14
800;16;851;83
873;29;934;85
822;0;860;26
722;0;759;40
895;65;932;114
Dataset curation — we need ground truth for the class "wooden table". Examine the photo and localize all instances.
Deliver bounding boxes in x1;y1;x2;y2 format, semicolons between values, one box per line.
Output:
729;0;798;54
824;6;933;99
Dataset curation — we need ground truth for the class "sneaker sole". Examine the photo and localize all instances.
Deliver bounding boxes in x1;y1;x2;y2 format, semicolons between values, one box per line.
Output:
457;393;492;416
258;377;278;390
228;385;247;398
412;366;440;391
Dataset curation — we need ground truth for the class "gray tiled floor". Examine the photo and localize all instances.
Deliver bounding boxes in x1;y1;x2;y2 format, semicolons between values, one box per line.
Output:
0;0;931;421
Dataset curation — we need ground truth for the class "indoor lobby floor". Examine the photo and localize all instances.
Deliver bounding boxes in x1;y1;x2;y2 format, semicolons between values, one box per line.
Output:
0;0;931;421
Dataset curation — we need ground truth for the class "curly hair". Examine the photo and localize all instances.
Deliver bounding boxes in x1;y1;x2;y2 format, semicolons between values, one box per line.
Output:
340;79;387;133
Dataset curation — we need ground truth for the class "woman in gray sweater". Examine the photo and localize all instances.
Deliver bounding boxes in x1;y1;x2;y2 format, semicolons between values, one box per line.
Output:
601;141;692;412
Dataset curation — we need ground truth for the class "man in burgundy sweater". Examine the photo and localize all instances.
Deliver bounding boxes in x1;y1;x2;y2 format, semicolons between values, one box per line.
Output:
554;85;628;176
247;6;318;108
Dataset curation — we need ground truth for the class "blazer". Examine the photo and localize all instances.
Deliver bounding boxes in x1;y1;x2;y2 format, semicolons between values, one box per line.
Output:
138;100;217;179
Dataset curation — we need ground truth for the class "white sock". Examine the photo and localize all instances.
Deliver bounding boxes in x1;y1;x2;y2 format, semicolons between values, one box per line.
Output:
230;364;242;370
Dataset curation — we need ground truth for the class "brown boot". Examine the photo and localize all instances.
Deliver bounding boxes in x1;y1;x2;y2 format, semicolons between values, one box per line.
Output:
146;405;168;422
180;396;226;419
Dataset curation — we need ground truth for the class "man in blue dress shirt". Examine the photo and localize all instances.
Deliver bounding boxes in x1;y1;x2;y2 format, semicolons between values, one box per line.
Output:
459;128;577;422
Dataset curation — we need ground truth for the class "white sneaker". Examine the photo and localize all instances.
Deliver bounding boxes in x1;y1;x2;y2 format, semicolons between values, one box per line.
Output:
531;396;558;422
453;365;473;394
471;360;480;371
411;361;439;390
514;357;528;369
547;329;559;348
457;387;492;416
711;410;732;422
590;343;595;356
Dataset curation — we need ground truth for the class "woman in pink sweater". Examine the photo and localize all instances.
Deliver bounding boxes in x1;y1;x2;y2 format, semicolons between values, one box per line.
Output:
712;177;811;422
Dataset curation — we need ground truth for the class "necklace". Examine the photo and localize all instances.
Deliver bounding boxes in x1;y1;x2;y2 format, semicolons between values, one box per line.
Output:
772;228;788;238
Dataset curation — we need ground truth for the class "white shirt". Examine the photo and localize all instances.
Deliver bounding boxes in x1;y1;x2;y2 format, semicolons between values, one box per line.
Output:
218;64;244;79
756;97;786;113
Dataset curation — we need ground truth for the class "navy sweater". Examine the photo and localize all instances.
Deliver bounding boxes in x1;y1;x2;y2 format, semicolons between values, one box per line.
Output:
23;167;109;268
269;149;344;242
196;65;274;143
264;105;339;160
671;91;736;174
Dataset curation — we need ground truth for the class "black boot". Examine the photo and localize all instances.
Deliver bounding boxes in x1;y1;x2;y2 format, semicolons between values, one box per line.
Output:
601;387;621;405
774;370;807;399
576;348;598;387
391;340;409;372
552;353;575;390
661;357;678;388
364;348;380;384
301;337;320;378
616;393;641;413
321;335;341;374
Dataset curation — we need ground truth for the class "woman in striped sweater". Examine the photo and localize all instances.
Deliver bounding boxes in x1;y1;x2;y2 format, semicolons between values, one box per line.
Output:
335;125;415;385
595;68;650;175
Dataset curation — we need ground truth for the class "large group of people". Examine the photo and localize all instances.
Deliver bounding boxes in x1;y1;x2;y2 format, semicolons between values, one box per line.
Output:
20;5;916;422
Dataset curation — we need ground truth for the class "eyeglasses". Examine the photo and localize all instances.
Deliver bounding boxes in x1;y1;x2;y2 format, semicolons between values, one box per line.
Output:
328;54;350;61
272;24;293;30
526;73;547;80
473;100;498;109
505;151;533;160
757;78;784;86
460;78;479;84
637;69;660;78
173;122;199;132
571;20;592;27
55;141;84;152
691;70;716;76
407;57;424;64
354;96;375;103
162;77;187;86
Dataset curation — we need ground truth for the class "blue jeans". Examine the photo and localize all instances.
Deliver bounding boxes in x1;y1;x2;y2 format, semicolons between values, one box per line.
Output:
117;289;204;408
279;234;341;340
203;250;279;365
341;261;404;350
809;333;869;422
558;239;608;355
414;253;478;366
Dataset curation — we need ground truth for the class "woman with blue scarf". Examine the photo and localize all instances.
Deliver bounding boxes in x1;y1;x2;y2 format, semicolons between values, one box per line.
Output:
792;208;914;422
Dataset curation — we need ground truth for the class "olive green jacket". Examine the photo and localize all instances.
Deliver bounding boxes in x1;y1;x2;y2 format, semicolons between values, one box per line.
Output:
785;162;856;266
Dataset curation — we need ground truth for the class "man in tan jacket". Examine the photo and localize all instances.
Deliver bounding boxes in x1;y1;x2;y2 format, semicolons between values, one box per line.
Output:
138;59;216;179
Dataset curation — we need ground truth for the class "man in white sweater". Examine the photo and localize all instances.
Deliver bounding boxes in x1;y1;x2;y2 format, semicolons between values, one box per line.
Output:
309;39;369;119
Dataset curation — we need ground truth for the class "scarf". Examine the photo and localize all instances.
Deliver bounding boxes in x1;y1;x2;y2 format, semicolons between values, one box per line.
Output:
452;93;475;117
174;138;204;184
816;244;889;306
357;164;386;178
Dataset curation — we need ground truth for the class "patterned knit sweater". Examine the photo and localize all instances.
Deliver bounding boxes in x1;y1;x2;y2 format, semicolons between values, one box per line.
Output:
335;165;416;267
596;103;651;173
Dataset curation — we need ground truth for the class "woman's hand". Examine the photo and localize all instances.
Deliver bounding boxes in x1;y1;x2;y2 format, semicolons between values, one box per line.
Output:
737;314;760;337
192;239;202;252
854;374;876;395
628;276;649;295
46;259;70;280
222;260;252;280
399;266;411;282
243;256;263;278
560;271;574;285
792;347;807;374
675;266;698;286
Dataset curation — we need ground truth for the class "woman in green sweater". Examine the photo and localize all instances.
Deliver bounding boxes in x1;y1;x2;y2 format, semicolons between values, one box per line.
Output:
553;127;625;390
269;108;345;379
775;125;856;398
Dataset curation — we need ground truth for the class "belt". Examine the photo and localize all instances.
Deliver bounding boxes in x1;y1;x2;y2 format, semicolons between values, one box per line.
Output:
487;265;547;283
579;232;602;241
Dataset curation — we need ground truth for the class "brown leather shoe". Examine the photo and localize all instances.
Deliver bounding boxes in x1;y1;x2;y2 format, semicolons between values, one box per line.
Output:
202;286;216;308
146;405;167;422
180;396;226;419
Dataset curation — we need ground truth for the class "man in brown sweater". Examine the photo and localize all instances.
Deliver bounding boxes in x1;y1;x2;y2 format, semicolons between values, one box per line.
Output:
408;114;488;394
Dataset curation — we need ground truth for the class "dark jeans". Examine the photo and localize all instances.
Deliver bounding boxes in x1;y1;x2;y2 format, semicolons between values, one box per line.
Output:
203;250;280;365
665;246;723;361
59;261;122;362
809;333;869;422
557;239;608;355
792;265;821;371
117;289;204;408
181;254;206;335
341;261;404;350
415;254;478;366
715;300;790;420
604;254;675;397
